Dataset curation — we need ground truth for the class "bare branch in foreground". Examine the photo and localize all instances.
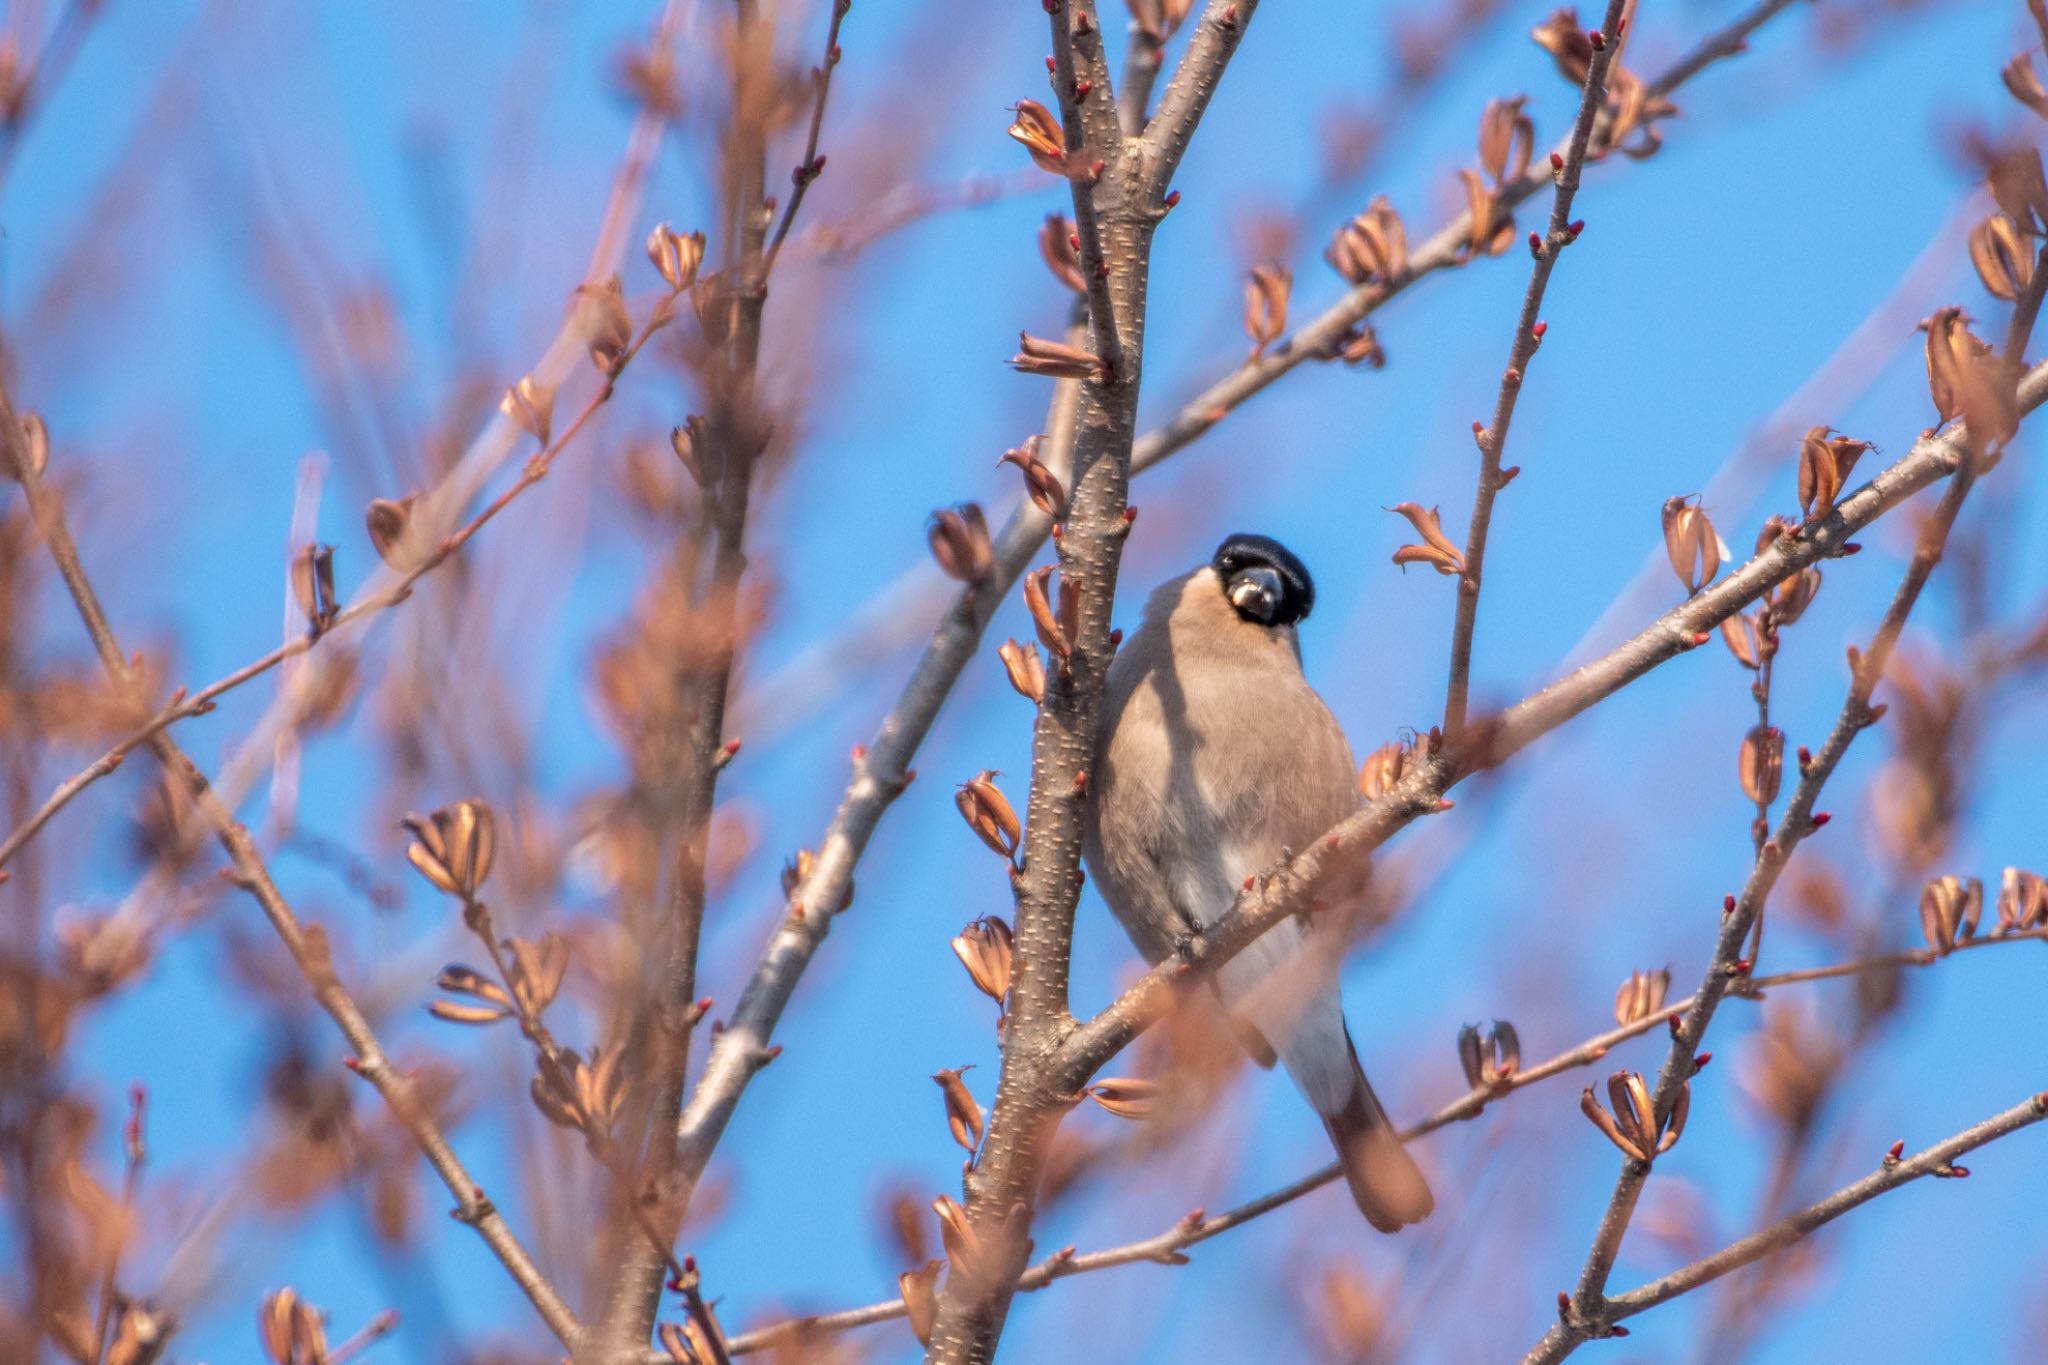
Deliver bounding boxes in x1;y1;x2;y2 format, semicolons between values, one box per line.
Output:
2;398;585;1352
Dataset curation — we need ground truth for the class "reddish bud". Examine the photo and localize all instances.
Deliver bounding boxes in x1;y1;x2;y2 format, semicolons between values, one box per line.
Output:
1074;80;1092;98
1568;219;1585;237
1693;1052;1712;1070
1724;895;1737;912
1045;55;1056;72
1887;1139;1905;1161
1528;230;1544;256
852;743;867;761
1589;28;1605;47
1163;190;1182;209
1797;745;1812;767
1811;812;1832;828
1549;151;1564;170
1089;159;1106;179
1532;320;1548;340
343;1056;363;1072
1690;632;1711;646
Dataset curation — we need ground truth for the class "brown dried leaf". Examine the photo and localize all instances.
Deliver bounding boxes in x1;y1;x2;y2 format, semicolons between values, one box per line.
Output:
1924;305;2019;449
900;1260;943;1346
1919;873;1983;954
500;375;555;447
402;799;496;901
1660;496;1720;595
932;1067;985;1152
1738;725;1784;807
999;438;1067;520
1357;738;1412;801
1795;425;1871;522
1969;213;2036;303
1087;1077;1161;1119
1007;99;1069;175
1326;198;1406;287
996;638;1046;705
1037;214;1086;293
1719;612;1760;670
1243;264;1292;356
1010;331;1102;380
1023;564;1071;657
646;223;707;292
950;916;1014;1002
1386;502;1464;575
1614;968;1671;1026
927;503;993;584
1997;866;2048;933
1478;95;1534;185
954;771;1021;861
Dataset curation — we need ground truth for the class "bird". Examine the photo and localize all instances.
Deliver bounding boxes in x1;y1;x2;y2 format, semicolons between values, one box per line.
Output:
1081;532;1433;1232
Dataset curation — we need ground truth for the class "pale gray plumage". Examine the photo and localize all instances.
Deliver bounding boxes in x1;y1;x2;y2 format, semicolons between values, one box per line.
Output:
1082;539;1432;1232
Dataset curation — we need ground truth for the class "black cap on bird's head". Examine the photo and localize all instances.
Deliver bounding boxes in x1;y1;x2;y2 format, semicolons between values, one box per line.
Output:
1212;533;1315;627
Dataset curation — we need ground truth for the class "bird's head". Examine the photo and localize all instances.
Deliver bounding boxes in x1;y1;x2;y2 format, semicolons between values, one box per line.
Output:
1211;533;1315;628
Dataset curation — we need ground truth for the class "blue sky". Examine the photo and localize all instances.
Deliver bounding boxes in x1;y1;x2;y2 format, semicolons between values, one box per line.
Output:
10;1;2048;1362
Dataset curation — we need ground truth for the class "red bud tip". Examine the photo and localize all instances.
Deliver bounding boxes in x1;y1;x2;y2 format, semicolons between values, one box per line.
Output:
1326;835;1340;849
1089;159;1106;179
1610;1327;1630;1338
1109;628;1123;647
1045;55;1056;72
1693;1051;1712;1070
1887;1139;1905;1160
1185;1206;1205;1224
1589;29;1605;47
1811;811;1832;827
903;768;917;785
1221;3;1238;26
852;743;867;761
1841;542;1863;555
764;1045;783;1061
1690;632;1711;646
1504;366;1522;386
684;1254;698;1274
829;43;842;63
472;1186;486;1201
1951;1165;1971;1178
721;738;742;757
1073;769;1088;790
1528;230;1544;255
1074;80;1092;98
696;996;713;1012
1797;745;1813;766
1068;232;1081;251
1163;190;1181;208
343;1057;363;1072
1667;1015;1682;1037
1724;895;1737;912
813;155;827;174
1472;419;1486;435
1558;1292;1572;1315
1567;219;1585;237
1074;11;1092;34
1531;320;1548;339
1549;151;1564;170
1243;875;1256;890
1733;959;1752;976
1121;505;1138;524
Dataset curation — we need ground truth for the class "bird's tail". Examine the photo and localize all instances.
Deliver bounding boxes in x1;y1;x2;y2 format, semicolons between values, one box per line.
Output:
1320;1028;1433;1233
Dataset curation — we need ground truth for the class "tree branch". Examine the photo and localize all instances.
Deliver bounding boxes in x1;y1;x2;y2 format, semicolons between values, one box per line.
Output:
1135;0;1260;198
1526;1091;2048;1361
1;396;585;1352
708;924;2048;1358
1059;358;2048;1087
649;0;1813;1233
1444;0;1626;740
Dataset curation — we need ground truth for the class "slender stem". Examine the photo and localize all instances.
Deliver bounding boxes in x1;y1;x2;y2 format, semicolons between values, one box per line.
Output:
1525;1092;2048;1361
708;925;2048;1358
762;0;851;274
2;399;585;1352
1443;0;1627;739
1059;359;2048;1086
645;0;1813;1259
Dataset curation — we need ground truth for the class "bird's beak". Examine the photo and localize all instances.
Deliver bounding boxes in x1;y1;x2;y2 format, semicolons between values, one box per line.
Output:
1228;565;1283;622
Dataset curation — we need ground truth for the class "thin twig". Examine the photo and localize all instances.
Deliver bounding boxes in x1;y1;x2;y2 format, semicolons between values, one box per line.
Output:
1443;0;1627;740
762;0;851;273
1058;359;2048;1087
712;925;2048;1357
1528;1091;2048;1359
652;0;1811;1260
1537;337;2044;1361
3;400;586;1352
